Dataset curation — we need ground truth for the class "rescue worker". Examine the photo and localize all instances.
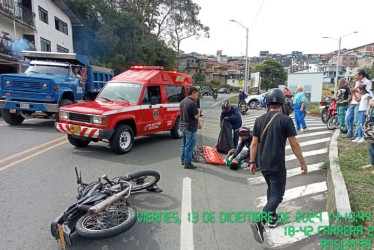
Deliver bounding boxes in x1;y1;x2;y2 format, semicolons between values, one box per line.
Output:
249;88;307;243
226;127;253;170
220;101;242;148
238;88;247;107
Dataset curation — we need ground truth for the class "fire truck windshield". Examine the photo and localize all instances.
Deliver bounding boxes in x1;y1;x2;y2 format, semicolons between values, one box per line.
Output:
98;82;142;103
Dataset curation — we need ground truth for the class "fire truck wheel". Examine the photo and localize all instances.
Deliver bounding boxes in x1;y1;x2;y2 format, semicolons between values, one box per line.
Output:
110;125;134;154
67;134;90;147
1;109;25;125
171;117;183;139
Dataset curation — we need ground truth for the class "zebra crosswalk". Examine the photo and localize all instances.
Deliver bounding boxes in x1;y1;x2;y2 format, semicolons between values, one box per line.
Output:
244;111;331;248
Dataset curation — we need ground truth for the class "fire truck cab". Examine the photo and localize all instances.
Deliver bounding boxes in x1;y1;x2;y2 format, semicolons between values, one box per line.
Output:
55;66;193;154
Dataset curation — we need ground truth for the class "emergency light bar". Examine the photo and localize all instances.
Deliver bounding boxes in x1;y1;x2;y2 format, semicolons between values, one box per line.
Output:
131;66;164;70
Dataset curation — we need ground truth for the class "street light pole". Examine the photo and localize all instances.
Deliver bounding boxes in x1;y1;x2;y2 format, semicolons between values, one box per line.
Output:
322;31;358;97
230;19;249;94
334;38;341;97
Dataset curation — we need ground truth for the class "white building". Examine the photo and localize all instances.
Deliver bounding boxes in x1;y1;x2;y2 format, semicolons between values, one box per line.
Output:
0;0;81;73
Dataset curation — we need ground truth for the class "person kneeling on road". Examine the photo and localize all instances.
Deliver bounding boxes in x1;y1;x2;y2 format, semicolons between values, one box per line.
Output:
220;101;242;148
225;127;253;170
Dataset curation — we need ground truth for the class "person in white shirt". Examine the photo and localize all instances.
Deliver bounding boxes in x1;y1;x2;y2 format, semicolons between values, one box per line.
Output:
347;69;373;139
353;84;372;143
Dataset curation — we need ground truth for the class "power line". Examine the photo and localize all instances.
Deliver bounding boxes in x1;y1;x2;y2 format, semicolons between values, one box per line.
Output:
251;0;265;28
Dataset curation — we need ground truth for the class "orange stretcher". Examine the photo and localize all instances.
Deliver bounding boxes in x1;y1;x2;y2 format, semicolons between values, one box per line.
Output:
203;146;225;165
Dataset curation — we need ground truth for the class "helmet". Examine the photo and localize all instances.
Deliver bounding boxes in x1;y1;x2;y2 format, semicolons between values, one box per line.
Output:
195;86;201;91
238;127;251;137
222;101;231;111
239;88;244;93
266;88;286;105
230;161;239;170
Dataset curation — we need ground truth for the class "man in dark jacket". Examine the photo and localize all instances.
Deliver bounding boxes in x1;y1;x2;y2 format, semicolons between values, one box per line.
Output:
238;88;247;106
220;101;242;148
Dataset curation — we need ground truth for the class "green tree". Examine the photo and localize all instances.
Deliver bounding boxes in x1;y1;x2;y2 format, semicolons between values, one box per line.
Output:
192;73;205;85
251;58;287;91
363;63;374;80
210;80;220;88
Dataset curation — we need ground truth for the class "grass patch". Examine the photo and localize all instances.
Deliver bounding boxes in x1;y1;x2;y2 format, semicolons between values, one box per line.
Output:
229;96;238;104
337;136;374;240
322;86;335;98
306;102;320;116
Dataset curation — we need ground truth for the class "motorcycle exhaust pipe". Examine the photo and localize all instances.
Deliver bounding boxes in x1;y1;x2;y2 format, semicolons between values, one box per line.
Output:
88;187;130;215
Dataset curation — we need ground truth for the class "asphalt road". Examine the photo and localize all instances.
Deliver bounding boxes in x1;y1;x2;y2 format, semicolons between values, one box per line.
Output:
0;94;331;250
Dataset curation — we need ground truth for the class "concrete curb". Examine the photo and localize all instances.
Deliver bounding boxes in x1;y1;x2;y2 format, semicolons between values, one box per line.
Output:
327;129;352;222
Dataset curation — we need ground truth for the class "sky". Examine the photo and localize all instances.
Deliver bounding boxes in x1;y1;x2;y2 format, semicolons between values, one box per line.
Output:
180;0;374;57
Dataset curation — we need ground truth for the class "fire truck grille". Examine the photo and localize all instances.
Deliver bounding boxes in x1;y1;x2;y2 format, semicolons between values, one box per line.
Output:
69;113;91;123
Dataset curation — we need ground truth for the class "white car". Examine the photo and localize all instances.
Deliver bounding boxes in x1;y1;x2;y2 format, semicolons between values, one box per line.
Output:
245;93;266;109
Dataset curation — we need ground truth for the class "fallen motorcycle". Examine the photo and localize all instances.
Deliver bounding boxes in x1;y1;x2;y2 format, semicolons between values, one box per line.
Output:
50;167;160;248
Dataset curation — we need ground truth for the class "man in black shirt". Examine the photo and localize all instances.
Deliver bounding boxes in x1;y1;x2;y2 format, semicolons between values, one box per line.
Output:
180;87;201;169
337;79;351;129
249;88;307;244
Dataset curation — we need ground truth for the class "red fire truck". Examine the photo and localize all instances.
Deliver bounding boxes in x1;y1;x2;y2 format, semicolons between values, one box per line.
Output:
55;66;193;154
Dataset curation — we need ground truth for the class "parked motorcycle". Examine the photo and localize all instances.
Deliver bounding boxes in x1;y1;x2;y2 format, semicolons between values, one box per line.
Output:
320;97;331;124
239;100;248;115
51;167;160;248
325;96;348;133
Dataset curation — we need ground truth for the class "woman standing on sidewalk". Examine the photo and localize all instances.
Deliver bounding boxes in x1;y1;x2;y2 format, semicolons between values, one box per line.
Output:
293;85;308;132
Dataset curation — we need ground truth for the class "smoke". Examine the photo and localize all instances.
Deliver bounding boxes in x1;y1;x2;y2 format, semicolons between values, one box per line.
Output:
11;38;34;58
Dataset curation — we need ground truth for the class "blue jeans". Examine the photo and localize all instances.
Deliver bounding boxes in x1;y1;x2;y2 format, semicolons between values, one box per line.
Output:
346;105;359;136
337;105;348;127
261;171;286;219
181;129;197;164
356;111;366;139
369;118;374;164
293;103;306;130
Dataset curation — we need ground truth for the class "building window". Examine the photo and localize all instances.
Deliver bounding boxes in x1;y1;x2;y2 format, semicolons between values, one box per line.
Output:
40;37;51;52
57;45;69;53
55;17;68;35
38;6;48;24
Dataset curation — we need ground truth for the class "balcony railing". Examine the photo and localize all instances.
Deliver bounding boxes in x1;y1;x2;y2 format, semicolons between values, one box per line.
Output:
0;0;34;28
0;32;35;58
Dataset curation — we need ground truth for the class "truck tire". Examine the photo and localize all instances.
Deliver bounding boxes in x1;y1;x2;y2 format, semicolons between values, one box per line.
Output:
110;125;134;154
67;134;90;147
1;109;25;125
56;99;74;122
170;117;183;139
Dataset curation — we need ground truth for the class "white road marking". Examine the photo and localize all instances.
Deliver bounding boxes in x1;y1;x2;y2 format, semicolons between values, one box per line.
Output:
266;212;329;247
180;177;194;250
296;131;332;138
285;138;330;150
247;163;323;185
285;148;327;161
255;181;327;207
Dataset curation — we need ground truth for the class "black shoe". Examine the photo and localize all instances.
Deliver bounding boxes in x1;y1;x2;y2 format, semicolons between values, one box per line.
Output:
350;137;357;140
345;134;353;138
250;222;265;243
268;214;281;228
181;159;184;165
184;162;197;169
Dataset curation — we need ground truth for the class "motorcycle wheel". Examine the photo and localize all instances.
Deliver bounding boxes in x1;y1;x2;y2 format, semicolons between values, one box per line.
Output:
327;115;338;130
75;204;136;239
125;170;160;192
321;110;328;124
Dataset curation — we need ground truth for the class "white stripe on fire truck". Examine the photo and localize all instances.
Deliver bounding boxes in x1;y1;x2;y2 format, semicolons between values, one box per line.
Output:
103;103;180;116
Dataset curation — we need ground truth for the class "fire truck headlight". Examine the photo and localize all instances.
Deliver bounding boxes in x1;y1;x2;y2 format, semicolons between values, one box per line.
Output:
6;80;11;87
60;111;69;120
42;83;48;90
92;115;108;125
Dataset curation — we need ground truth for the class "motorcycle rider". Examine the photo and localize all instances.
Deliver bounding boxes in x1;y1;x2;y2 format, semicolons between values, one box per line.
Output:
226;127;253;170
220;101;242;148
238;88;247;107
